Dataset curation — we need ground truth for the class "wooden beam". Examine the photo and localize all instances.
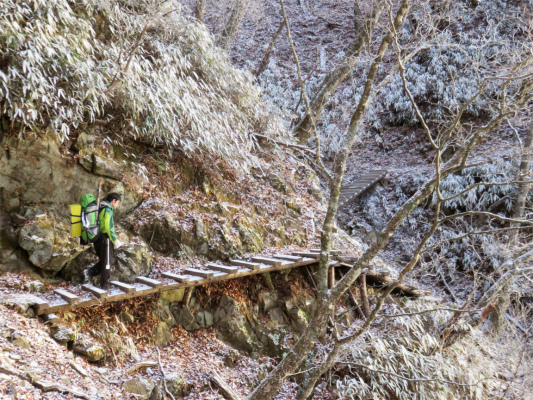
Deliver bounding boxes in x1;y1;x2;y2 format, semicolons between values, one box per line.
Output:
230;260;260;270
273;254;302;262
54;289;79;305
292;252;320;258
81;284;108;299
183;268;214;279
43;314;60;324
206;263;239;274
110;281;136;293
310;249;342;256
251;257;282;266
32;298;50;313
37;258;322;315
161;272;189;283
135;276;163;288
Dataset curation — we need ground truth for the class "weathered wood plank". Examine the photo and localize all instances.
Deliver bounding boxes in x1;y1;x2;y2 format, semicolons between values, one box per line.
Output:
273;254;303;262
251;257;282;266
43;314;60;324
230;260;260;270
38;258;324;315
33;298;50;312
206;263;239;274
183;268;214;279
81;284;108;299
310;249;342;256
161;272;190;283
292;252;320;258
110;281;136;293
54;289;79;305
135;276;163;288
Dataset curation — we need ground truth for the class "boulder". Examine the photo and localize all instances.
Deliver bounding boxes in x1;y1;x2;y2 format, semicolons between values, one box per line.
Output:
165;372;188;397
258;291;277;312
92;155;123;180
153;323;173;347
18;216;83;274
123;377;155;400
0;219;29;273
160;288;184;303
267;308;287;327
28;281;46;293
52;326;75;345
195;310;214;329
73;131;95;156
113;239;153;283
213;295;261;353
73;338;106;362
9;330;30;349
171;304;200;331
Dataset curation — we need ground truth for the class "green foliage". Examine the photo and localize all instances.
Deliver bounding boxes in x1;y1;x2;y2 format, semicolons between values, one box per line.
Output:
0;0;281;165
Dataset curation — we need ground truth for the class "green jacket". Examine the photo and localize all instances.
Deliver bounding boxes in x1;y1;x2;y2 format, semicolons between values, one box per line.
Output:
98;201;118;242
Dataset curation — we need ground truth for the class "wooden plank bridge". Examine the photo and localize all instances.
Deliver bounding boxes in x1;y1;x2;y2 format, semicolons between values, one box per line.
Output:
32;250;343;317
338;169;387;207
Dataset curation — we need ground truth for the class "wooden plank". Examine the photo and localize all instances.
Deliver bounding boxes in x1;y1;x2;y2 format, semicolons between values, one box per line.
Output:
110;281;136;293
54;289;79;305
310;249;342;256
206;263;239;274
183;268;214;279
135;276;163;288
43;314;60;324
161;272;190;283
33;298;50;312
229;260;260;270
273;254;303;262
292;252;320;258
251;257;282;267
81;284;108;299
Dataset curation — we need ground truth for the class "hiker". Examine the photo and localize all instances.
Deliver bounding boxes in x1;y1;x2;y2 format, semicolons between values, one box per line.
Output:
83;193;122;289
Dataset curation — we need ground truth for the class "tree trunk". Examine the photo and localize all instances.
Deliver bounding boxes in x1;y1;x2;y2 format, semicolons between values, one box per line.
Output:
218;0;249;50
255;20;286;77
359;273;370;318
195;0;206;23
246;2;410;398
293;2;385;142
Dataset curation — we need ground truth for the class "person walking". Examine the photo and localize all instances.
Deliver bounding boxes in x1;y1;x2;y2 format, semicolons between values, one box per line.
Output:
83;193;122;289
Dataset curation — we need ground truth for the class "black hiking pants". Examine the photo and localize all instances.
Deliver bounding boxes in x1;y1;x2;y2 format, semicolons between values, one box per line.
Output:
89;234;114;285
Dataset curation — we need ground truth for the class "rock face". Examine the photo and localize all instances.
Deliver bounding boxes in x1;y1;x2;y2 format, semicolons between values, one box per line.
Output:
213;295;261;353
154;270;328;358
0;133;144;275
0;135;141;211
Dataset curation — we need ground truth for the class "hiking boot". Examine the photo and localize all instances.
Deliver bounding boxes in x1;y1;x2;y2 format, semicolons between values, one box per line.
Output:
101;282;111;291
83;268;92;284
